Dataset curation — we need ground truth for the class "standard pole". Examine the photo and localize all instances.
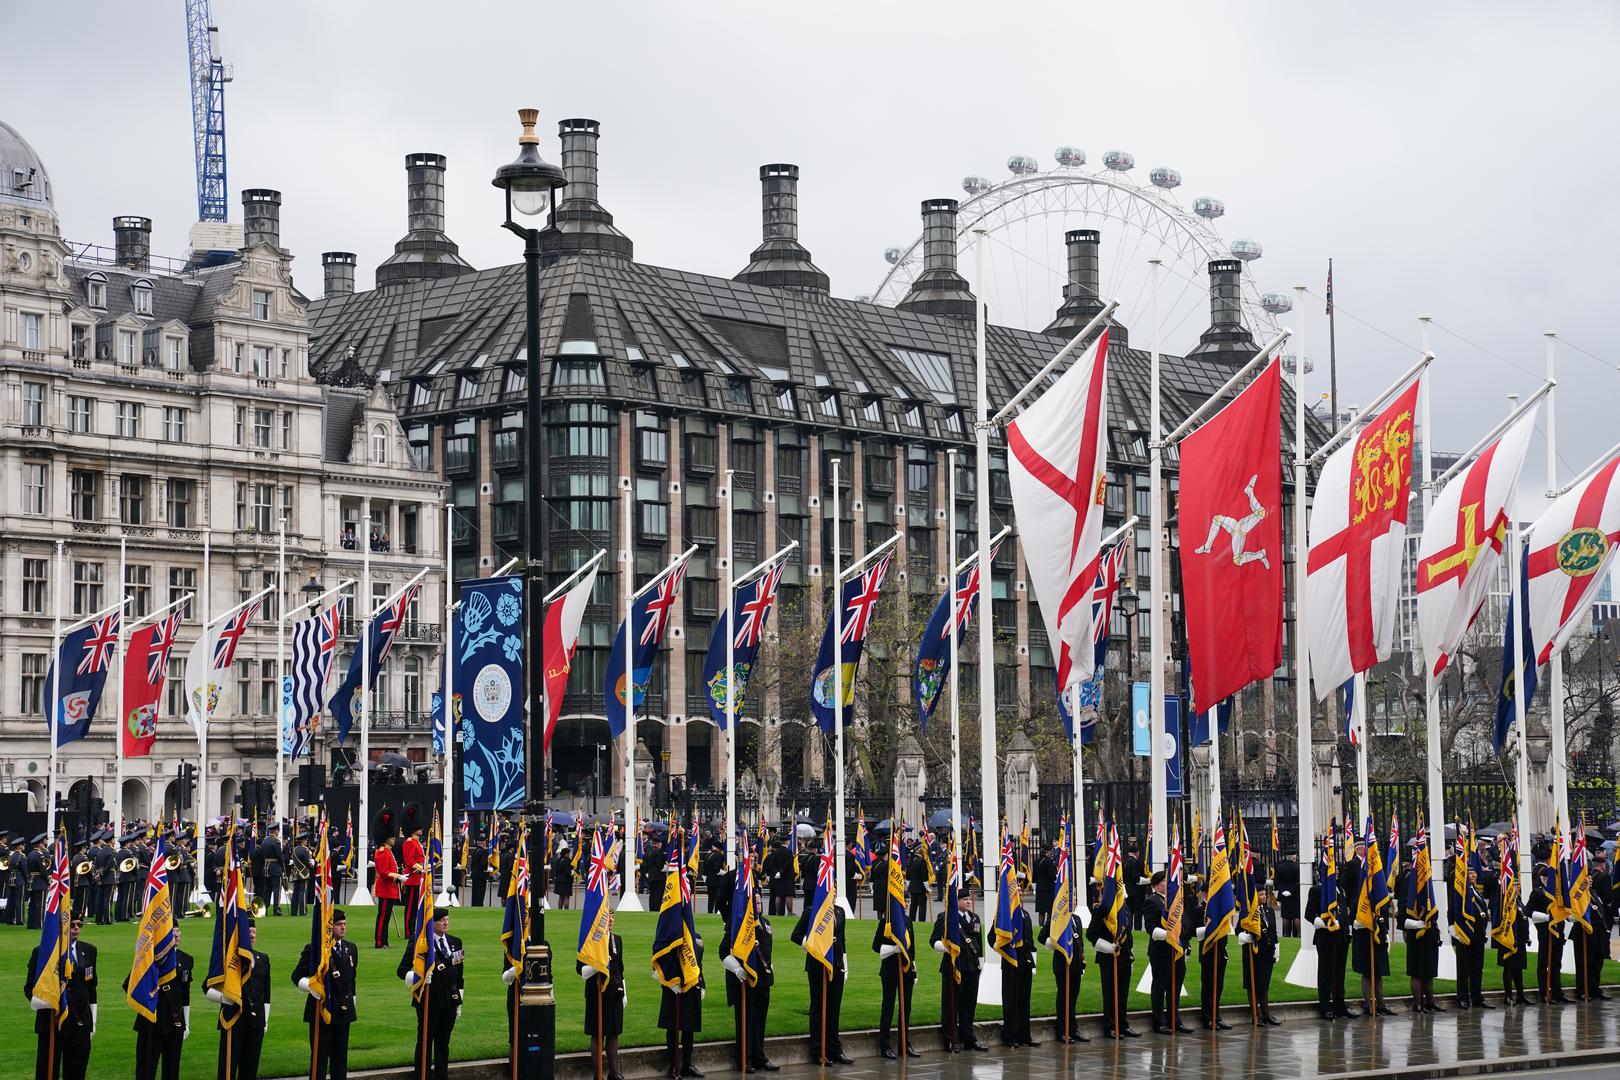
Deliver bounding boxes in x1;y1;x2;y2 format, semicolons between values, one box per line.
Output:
47;539;64;838
973;230;1002;1006
1510;522;1534;901
1285;286;1316;988
1148;257;1168;872
440;503;456;905
619;481;644;912
196;522;212;903
1072;681;1089;919
1354;670;1371;826
724;469;737;870
353;496;374;907
1544;332;1571;833
947;451;964;891
114;535;128;836
832;458;850;914
275;516;287;831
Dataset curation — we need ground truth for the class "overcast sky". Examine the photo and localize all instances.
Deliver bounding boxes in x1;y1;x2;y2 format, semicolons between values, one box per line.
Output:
8;1;1619;503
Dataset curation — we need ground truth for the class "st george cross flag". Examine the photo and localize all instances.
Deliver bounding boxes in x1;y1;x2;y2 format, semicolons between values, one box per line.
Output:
605;555;689;739
542;564;601;753
1179;358;1284;712
1305;379;1422;698
283;600;344;760
46;609;122;747
1008;329;1110;690
702;561;786;730
1524;451;1620;666
913;545;995;732
1417;410;1535;677
812;550;895;732
122;610;182;758
331;582;420;745
185;599;261;737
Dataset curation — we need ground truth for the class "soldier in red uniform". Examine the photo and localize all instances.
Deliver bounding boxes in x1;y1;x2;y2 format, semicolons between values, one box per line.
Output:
373;833;401;949
400;822;427;941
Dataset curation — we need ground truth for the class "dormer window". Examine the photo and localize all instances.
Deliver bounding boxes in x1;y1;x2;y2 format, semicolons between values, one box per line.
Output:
371;423;389;465
131;279;154;316
409;380;431;407
252;289;271;320
86;274;107;309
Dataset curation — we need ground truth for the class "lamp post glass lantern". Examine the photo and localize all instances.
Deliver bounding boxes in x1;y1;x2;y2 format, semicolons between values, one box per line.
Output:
490;107;565;944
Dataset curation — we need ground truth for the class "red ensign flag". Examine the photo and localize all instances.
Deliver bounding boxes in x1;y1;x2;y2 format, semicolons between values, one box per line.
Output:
1177;359;1284;713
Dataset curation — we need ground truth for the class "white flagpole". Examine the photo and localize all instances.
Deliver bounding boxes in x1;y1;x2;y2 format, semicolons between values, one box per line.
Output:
973;228;1002;1005
832;457;852;915
1072;681;1089;925
196;520;212;903
1148;257;1168;872
1510;521;1535;900
724;469;737;871
619;480;643;913
47;538;64;839
1285;286;1316;988
114;534;128;837
275;514;287;833
439;502;456;906
947;450;964;900
1544;332;1571;835
353;496;374;906
1353;671;1371;827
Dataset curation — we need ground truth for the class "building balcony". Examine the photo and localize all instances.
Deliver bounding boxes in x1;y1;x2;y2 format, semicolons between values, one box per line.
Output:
338;617;442;643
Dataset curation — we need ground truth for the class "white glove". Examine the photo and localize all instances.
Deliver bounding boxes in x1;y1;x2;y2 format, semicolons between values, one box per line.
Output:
502;967;517;986
90;1004;97;1035
1031;955;1038;972
1312;917;1327;930
206;988;225;1005
1096;940;1116;955
1151;928;1168;941
933;940;947;954
879;944;898;959
456;1006;461;1020
582;964;600;980
406;971;420;987
1532;912;1551;924
1137;877;1151;886
841;957;848;977
183;1006;191;1039
1194;927;1206;941
622;990;628;1006
298;977;314;995
1238;932;1255;945
699;988;706;1001
1281;891;1293;898
1403;918;1424;932
721;956;742;976
29;996;50;1011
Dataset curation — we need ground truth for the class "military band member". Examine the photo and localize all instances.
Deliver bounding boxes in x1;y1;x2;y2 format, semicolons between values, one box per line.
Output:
288;831;313;918
208;918;270;1080
721;894;775;1073
293;908;358;1080
656;929;704;1080
117;833;142;923
872;903;917;1059
1041;902;1088;1043
27;835;48;930
259;827;285;918
27;913;97;1080
0;831;10;923
1239;883;1281;1026
373;834;401;949
790;895;849;1065
398;908;464;1080
128;923;194;1080
930;889;986;1053
170;832;195;918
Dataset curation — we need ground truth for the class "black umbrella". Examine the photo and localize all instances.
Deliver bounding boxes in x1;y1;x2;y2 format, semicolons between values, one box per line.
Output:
376;751;411;768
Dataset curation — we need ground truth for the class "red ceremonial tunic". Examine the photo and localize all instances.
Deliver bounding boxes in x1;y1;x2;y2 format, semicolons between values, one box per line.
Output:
374;844;401;900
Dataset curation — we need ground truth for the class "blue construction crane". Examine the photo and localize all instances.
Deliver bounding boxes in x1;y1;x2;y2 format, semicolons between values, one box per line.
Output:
184;0;231;223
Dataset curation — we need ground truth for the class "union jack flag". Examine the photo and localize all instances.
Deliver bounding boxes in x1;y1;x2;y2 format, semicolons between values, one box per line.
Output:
77;611;122;676
375;584;419;663
147;610;182;683
735;564;784;648
46;838;69;912
949;543;1000;638
586;833;611;894
840;552;894;645
213;601;261;669
1091;543;1126;646
640;564;685;647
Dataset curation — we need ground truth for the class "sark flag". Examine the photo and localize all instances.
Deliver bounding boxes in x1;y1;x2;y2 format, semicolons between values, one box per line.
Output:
1525;451;1620;665
284;600;343;759
1008;329;1110;690
1416;411;1535;677
812;551;895;732
1305;379;1421;698
606;556;688;738
185;599;261;736
1179;358;1283;712
122;610;181;758
332;583;420;745
577;827;613;975
46;609;121;746
913;547;993;732
702;561;786;730
126;836;177;1021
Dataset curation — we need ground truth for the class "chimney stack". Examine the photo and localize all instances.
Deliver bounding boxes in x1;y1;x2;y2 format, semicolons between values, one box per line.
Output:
322;251;356;297
375;152;474;288
1044;229;1128;345
540;119;632;262
896;199;976;319
1186;258;1257;362
241;188;282;250
112;216;151;272
734;164;828;294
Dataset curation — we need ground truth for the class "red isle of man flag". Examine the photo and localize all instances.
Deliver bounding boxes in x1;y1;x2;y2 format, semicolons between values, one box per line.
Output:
1007;330;1110;691
1416;410;1536;677
1305;379;1421;698
1525;450;1620;665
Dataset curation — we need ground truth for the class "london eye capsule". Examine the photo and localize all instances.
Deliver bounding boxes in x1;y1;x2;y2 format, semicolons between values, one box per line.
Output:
961;175;993;196
1007;154;1040;175
1262;292;1293;315
1149;166;1182;189
1193;196;1225;219
1230;239;1263;261
1103;150;1135;171
883;246;905;265
1055;146;1087;168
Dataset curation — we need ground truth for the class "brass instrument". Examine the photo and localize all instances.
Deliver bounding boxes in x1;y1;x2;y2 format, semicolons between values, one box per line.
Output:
165;853;182;871
119;857;139;874
250;897;267;919
0;855;10;871
75;859;93;877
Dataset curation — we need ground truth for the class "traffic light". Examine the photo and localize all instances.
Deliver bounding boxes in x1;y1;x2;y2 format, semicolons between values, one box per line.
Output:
178;762;196;810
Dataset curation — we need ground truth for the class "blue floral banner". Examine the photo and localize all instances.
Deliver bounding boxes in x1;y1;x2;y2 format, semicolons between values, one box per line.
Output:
454;575;525;811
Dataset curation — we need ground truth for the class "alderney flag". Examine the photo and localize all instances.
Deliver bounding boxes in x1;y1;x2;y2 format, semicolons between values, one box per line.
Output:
1305;380;1421;698
123;610;183;757
1416;410;1535;677
1178;358;1283;712
1008;330;1110;690
541;562;600;753
1524;451;1620;665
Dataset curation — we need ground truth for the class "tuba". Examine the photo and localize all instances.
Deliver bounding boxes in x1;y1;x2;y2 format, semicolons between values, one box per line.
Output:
165;853;182;871
120;857;139;874
75;859;93;877
250;897;267;919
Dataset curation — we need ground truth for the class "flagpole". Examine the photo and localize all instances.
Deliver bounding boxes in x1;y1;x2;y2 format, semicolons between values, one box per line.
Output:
275;514;288;833
831;457;852;916
439;503;456;906
1071;681;1089;923
354;496;374;907
115;534;128;838
1284;286;1316;989
1509;522;1534;902
724;469;737;871
947;451;964;894
47;539;64;839
196;521;212;904
619;480;644;913
1353;670;1371;826
1544;331;1571;835
1148;257;1168;873
972;228;1002;1006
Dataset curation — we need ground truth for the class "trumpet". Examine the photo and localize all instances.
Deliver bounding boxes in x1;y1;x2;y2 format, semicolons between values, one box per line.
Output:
120;857;139;874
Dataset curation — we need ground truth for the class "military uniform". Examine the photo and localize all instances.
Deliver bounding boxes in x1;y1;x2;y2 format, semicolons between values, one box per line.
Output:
259;833;285;917
288;839;312;918
396;923;464;1080
127;946;193;1080
26;841;47;930
1527;867;1567;1004
214;947;270;1080
26;935;97;1080
998;905;1036;1046
8;838;31;925
293;932;358;1080
1305;879;1350;1018
790;903;848;1064
930;904;984;1051
872;911;917;1057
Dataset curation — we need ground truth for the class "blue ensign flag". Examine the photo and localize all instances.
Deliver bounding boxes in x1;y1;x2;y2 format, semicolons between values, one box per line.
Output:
605;560;687;738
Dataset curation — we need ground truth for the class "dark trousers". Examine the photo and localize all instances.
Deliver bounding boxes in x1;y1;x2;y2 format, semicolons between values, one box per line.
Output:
310;1018;351;1080
1200;945;1227;1025
806;967;845;1060
375;898;395;947
941;968;979;1046
878;966;916;1050
999;962;1026;1044
135;1023;183;1080
402;887;422;937
36;1025;91;1080
1150;952;1174;1026
290;879;307;917
1537;926;1565;1002
1318;937;1347;1013
28;889;44;929
412;1001;455;1080
1248;957;1276;1021
908;893;927;924
1053;952;1084;1039
6;885;23;924
1455;940;1485;1004
732;986;769;1068
217;1023;265;1080
265;875;283;913
768;893;788;916
665;1030;694;1075
1099;953;1131;1034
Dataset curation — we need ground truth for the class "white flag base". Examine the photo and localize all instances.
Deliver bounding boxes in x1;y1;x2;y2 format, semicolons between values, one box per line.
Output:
836;896;854;917
435;890;457;908
348;884;374;907
193;886;212;906
1134;964;1193;997
618;891;646;913
978;954;1003;1005
1077;904;1092;929
1436;945;1458;979
1283;942;1317;989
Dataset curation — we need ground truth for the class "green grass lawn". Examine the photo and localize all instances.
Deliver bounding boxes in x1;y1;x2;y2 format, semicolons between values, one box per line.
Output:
4;905;1617;1080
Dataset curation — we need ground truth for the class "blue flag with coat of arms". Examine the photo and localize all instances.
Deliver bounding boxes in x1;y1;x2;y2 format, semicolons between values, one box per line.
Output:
813;552;895;733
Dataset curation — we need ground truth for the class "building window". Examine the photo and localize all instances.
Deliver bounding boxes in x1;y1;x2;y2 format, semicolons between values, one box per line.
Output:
281;485;295;531
169;567;196;620
72;560;104;616
163;406;187;442
445;435;474;474
251;345;272;378
281;411;292;450
70;323;89;359
546;403;612;458
22;463;46;515
167;477;194;526
69;395;93;433
457;374;478;401
280;348;291;378
116;401;142;439
371;423;388;464
20;654;46;715
166;658;186;715
120;474;148;524
403;657;422;716
549;473;611;532
236;482;274;532
21;558;47;614
87;278;107;309
252;289;271;320
165;337;183;370
238;660;254;715
119;329;137;365
19;312;41;350
132;281;153;315
504;367;526;395
71;469;99;520
233;342;244;373
234;405;245;444
553;359;606;387
22;381;45;426
125;564;151;618
253;408;272;448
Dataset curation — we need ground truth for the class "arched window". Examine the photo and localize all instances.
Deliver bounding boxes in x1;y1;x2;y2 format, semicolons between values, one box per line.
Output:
371;423;388;464
131;279;154;316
